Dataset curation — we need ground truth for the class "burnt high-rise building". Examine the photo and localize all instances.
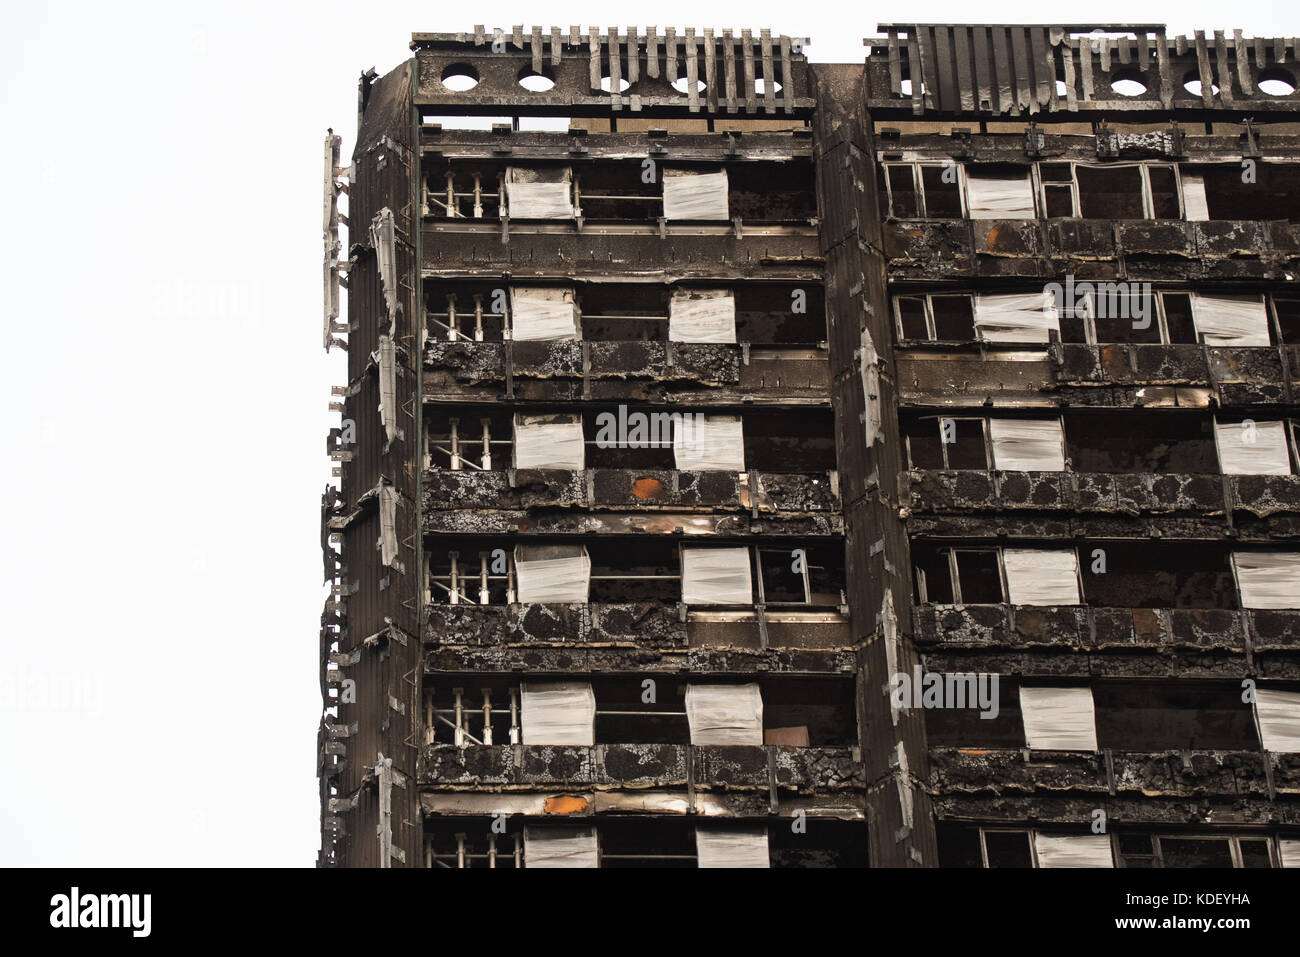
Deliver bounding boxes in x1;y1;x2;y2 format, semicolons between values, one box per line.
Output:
319;24;1300;869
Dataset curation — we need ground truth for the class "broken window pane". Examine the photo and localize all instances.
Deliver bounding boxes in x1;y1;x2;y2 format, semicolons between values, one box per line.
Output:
954;550;1003;603
1161;293;1197;344
913;547;955;604
1076;165;1145;219
984;831;1033;868
920;164;962;217
759;549;808;603
930;295;976;340
1147;165;1181;218
887;165;919;217
942;418;988;469
896;296;929;339
1091;284;1162;344
903;417;946;470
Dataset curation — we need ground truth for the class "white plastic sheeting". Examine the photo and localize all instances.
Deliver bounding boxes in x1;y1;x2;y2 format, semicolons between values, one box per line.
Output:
1019;686;1098;751
377;334;401;444
1281;839;1300;868
505;166;574;219
1002;548;1081;606
369;207;399;328
973;291;1061;343
514;544;591;603
681;547;753;605
1254;688;1300;752
509;287;581;341
520;681;596;746
1232;551;1300;609
668;289;736;343
1033;834;1114;868
673;415;745;472
965;168;1036;219
695;827;770;868
513;414;585;470
662;169;730;220
685;683;763;745
523;827;598;868
378;484;399;568
1190;293;1271;346
1180;172;1210;221
1214;419;1292;475
989;419;1065;471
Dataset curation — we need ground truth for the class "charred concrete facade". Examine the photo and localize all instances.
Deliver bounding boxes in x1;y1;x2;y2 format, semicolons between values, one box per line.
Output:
320;25;1300;868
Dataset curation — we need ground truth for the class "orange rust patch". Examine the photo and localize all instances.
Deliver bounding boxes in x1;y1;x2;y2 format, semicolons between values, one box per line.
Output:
631;477;666;500
543;794;589;815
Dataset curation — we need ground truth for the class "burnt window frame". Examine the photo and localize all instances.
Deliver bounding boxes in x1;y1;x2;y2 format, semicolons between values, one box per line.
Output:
881;161;968;219
892;292;978;342
903;415;990;470
916;545;1084;606
1033;161;1184;221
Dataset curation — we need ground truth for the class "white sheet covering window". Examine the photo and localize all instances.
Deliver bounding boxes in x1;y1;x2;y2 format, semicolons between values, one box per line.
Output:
509;287;581;341
505;166;574;219
1214;419;1292;475
1019;686;1098;751
685;683;764;745
512;414;585;470
681;547;753;605
1281;839;1300;868
1191;294;1271;346
973;291;1061;343
1181;172;1210;221
1254;688;1300;752
523;827;598;867
668;289;736;343
989;419;1066;471
520;681;596;746
1232;552;1300;609
513;544;591;603
1002;549;1081;606
662;169;730;220
695;827;770;868
672;415;745;471
965;168;1036;219
1033;834;1113;868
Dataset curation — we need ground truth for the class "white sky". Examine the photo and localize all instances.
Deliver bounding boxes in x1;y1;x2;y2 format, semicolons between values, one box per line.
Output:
1;0;1295;867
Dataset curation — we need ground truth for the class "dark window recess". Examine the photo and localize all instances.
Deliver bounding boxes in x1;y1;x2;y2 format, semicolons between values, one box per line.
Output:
1147;166;1181;218
1076;165;1146;219
1160;838;1234;868
1041;162;1075;217
1064;411;1218;473
937;825;985;868
1080;542;1237;609
595;680;688;745
903;417;945;470
897;296;929;339
1202;163;1300;223
912;545;954;603
1058;288;1091;343
1117;834;1157;868
954;549;1003;603
920;165;963;217
599;818;695;868
1093;681;1260;751
743;409;837;472
1091;286;1161;344
1239;839;1273;868
1161;293;1198;344
1274;297;1300;345
759;549;807;603
770;820;870;867
930;295;976;340
984;831;1034;868
943;417;989;469
887;165;919;217
924;677;1024;749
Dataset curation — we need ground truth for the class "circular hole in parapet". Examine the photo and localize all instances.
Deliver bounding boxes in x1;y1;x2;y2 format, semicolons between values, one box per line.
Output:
755;77;783;95
1258;68;1297;96
518;67;555;92
441;64;480;92
1183;71;1220;97
1110;73;1148;97
601;75;631;93
671;76;707;94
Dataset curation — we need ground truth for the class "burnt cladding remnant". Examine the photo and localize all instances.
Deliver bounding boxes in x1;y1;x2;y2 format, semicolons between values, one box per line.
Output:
319;24;1300;869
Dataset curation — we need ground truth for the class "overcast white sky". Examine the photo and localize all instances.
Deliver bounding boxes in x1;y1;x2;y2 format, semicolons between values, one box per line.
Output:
1;0;1296;867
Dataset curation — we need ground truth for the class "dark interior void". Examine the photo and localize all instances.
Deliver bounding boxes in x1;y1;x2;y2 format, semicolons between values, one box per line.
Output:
1074;164;1147;219
424;674;857;746
910;544;1002;604
424;817;523;868
728;161;817;221
924;679;1261;751
895;294;976;341
1080;542;1237;609
878;163;963;219
770;820;869;867
1276;296;1300;344
1064;411;1218;473
423;279;825;344
901;414;987;470
1201;163;1300;223
937;825;1279;868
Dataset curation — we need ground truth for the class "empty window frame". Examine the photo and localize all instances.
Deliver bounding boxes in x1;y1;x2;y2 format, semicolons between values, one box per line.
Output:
1117;834;1277;868
893;293;977;341
880;162;965;218
681;545;843;608
912;546;1081;606
1037;162;1182;220
902;416;989;470
979;829;1113;868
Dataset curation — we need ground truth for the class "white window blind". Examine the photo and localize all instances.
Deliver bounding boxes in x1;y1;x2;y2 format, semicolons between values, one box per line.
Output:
509;287;581;341
513;413;585;470
663;169;729;220
1232;551;1300;609
523;827;598;867
1002;549;1081;606
685;683;764;745
1191;293;1270;347
681;547;753;605
1254;688;1300;752
520;681;597;746
1019;686;1098;751
989;419;1065;471
505;166;574;218
668;289;736;343
1033;834;1113;868
673;415;745;472
513;544;591;603
973;292;1061;343
965;168;1036;219
695;827;770;868
1214;419;1291;475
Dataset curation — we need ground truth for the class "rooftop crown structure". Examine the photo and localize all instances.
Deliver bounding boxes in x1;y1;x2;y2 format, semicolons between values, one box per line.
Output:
319;24;1300;869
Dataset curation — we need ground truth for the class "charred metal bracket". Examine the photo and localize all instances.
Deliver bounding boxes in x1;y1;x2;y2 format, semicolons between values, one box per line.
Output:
1023;122;1045;157
1240;117;1260;158
949;128;972;159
